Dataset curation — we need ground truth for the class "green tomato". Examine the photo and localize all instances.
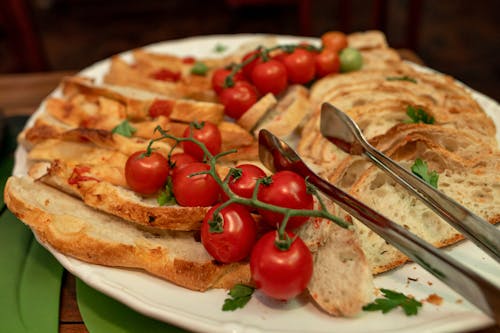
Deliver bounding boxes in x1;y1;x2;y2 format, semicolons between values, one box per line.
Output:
339;47;363;72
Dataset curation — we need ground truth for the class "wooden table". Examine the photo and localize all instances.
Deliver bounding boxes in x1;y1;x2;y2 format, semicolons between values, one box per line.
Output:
1;69;498;333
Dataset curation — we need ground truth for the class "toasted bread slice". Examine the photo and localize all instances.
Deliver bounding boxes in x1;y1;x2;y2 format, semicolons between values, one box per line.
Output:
4;176;250;291
347;30;389;50
237;93;277;132
253;85;311;138
104;56;217;102
63;76;225;124
35;160;209;231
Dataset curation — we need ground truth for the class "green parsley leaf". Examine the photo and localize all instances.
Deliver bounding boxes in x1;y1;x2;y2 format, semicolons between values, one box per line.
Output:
191;61;208;76
213;43;228;53
405;105;435;124
363;288;422;316
386;75;417;83
157;177;176;206
111;120;136;137
222;284;254;311
411;158;439;188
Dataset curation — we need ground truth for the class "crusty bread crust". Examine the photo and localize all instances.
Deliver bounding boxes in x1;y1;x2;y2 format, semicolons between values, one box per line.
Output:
237;93;277;131
35;159;209;231
4;176;251;291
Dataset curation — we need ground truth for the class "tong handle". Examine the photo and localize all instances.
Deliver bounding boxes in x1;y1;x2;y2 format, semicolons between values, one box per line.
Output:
362;143;500;263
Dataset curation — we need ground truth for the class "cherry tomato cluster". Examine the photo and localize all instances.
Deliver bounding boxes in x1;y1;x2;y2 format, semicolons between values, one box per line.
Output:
124;125;317;301
213;31;362;120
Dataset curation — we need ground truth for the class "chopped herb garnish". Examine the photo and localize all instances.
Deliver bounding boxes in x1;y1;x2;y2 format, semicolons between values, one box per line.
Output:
363;288;422;316
222;284;254;311
386;76;417;83
411;158;439;188
191;61;209;76
111;120;136;137
157;177;176;206
213;43;228;53
405;105;435;124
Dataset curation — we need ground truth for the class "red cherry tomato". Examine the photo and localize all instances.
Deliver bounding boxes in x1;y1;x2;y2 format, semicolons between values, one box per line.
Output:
257;170;314;230
321;31;348;52
201;203;257;263
171;162;219;206
271;51;287;63
251;59;288;95
250;231;313;300
182;56;196;64
211;68;245;95
150;68;181;82
169;153;197;172
148;99;175;118
182;121;222;161
282;48;316;84
226;164;267;199
125;151;169;195
219;81;258;119
241;49;262;79
315;49;341;78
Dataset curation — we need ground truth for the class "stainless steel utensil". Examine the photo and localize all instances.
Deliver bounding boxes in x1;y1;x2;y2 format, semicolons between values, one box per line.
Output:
258;128;500;323
319;102;500;263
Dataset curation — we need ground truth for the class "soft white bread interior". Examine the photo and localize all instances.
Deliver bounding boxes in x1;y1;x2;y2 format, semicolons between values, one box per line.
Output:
297;199;374;316
349;143;500;274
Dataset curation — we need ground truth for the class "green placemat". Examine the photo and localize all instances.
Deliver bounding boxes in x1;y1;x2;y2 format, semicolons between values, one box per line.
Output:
0;210;64;333
76;278;188;333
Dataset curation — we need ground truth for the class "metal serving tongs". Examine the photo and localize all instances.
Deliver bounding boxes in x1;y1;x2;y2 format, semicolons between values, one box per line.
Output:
258;129;500;323
320;103;500;263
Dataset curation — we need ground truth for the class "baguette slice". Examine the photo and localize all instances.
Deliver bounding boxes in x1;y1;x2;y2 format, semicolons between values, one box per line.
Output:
4;176;250;291
307;222;374;316
63;76;225;124
297;199;374;316
236;93;277;132
253;85;311;138
36;160;209;231
350;144;500;274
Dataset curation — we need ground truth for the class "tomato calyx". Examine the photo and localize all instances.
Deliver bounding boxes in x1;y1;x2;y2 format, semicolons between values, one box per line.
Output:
208;213;224;233
274;228;295;251
260;175;273;186
227;167;243;182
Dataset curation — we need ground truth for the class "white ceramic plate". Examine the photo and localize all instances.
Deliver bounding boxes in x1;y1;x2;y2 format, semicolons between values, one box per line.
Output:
13;34;500;333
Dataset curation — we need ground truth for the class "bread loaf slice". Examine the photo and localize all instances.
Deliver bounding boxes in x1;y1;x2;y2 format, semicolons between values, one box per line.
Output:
36;160;209;231
297;198;374;316
104;56;217;102
4;176;250;291
253;85;311;138
237;93;277;132
349;143;500;274
62;76;225;124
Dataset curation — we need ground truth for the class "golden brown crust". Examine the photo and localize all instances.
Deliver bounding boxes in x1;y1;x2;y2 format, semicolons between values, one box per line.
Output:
39;160;209;231
4;177;251;291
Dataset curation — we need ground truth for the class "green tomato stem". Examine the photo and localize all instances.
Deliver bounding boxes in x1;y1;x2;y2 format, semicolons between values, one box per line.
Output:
150;124;350;237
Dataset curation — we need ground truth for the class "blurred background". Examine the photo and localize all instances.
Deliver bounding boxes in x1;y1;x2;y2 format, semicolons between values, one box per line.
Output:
1;0;499;100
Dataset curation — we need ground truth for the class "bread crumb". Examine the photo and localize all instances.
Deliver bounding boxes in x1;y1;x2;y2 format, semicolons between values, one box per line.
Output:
427;281;433;286
425;293;443;305
44;199;50;206
456;299;463;304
